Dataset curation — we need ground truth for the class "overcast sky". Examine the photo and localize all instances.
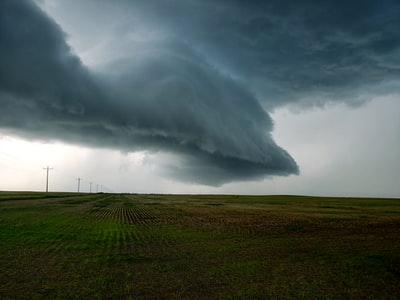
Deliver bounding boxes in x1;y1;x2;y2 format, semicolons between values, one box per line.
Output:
1;0;399;197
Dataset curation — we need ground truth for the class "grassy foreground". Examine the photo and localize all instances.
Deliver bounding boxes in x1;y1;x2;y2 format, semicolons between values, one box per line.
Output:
0;192;399;299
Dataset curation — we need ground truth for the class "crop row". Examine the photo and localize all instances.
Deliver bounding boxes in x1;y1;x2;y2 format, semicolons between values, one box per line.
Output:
89;205;156;226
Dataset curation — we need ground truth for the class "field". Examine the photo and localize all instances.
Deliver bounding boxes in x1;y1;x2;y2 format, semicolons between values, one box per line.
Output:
0;192;399;299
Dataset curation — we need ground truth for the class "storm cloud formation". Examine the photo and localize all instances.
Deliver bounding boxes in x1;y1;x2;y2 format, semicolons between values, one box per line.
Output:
1;0;399;185
71;0;400;108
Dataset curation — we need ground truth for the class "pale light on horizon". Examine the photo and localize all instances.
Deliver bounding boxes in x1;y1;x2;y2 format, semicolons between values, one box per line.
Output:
1;94;399;198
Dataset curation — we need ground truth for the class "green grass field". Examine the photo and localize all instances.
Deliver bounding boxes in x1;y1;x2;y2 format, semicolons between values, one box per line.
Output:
0;192;399;299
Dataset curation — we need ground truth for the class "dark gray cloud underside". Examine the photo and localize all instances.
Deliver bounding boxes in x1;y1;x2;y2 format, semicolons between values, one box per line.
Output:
0;0;299;185
164;144;299;186
125;0;400;108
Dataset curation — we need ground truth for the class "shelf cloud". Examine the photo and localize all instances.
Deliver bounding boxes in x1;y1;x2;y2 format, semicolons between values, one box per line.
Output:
1;0;399;185
0;0;299;185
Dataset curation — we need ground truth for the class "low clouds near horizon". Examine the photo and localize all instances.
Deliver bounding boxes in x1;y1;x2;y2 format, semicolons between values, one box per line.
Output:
1;0;399;185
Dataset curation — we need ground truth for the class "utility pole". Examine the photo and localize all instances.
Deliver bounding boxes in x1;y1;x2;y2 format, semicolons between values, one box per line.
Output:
96;184;99;193
77;177;82;193
89;182;93;193
43;166;53;193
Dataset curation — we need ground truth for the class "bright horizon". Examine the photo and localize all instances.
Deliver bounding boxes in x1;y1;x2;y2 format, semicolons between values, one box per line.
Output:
2;95;399;197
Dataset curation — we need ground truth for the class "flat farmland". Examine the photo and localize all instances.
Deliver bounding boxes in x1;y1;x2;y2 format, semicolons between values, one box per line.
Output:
0;192;399;299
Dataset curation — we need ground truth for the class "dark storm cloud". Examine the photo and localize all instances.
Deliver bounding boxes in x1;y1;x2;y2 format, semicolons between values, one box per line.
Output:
0;0;298;185
2;0;399;185
122;0;400;108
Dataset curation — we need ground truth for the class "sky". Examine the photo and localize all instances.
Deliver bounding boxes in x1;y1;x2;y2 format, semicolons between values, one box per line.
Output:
0;0;399;197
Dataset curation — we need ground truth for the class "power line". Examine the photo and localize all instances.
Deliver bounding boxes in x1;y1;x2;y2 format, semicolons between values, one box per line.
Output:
77;177;82;193
42;166;54;193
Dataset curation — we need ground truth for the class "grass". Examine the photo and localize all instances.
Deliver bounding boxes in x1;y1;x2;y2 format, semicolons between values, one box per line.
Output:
0;192;399;299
